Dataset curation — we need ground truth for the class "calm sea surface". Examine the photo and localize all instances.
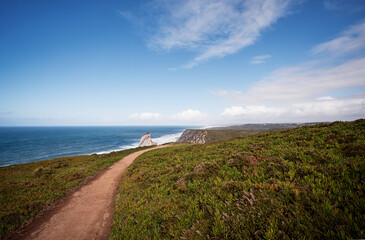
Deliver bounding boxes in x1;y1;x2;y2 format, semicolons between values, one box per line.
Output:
0;126;192;167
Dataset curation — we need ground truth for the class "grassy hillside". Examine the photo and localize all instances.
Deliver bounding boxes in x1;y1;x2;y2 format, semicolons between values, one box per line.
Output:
111;120;364;239
208;123;316;131
0;146;151;239
204;129;264;143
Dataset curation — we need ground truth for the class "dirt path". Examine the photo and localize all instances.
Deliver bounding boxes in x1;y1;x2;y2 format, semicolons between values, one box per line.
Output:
12;145;171;240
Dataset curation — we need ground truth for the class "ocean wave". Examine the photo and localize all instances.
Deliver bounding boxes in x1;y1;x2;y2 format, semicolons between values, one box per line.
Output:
0;163;11;168
94;131;184;155
153;132;184;144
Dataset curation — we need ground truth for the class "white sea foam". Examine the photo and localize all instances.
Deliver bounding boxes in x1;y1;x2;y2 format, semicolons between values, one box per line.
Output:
0;163;11;168
94;131;184;155
94;150;113;155
153;132;184;144
117;142;141;150
94;141;140;155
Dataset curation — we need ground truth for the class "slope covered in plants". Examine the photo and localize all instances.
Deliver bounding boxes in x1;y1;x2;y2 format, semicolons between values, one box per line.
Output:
0;147;152;239
112;120;364;239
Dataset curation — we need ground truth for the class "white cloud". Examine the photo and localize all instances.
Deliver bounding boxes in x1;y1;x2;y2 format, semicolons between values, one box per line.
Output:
251;54;272;64
221;106;245;117
316;96;335;101
220;95;364;122
290;96;364;118
130;112;162;120
311;21;365;56
213;58;365;105
150;0;292;68
213;20;365;123
221;105;286;117
128;109;208;123
171;109;206;121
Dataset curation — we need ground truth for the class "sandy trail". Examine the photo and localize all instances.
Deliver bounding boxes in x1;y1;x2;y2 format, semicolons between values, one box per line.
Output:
13;145;171;240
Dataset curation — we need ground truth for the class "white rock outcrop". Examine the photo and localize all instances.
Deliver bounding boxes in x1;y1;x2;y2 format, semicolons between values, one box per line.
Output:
138;132;158;147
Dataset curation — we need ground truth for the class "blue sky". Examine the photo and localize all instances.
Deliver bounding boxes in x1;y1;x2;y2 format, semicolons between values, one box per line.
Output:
0;0;364;126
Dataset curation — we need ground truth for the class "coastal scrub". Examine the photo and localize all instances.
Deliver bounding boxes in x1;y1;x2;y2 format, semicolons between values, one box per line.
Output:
0;146;152;239
111;120;365;239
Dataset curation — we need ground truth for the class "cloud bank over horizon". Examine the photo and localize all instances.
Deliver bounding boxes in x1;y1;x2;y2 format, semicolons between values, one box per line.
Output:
211;21;365;123
128;109;208;124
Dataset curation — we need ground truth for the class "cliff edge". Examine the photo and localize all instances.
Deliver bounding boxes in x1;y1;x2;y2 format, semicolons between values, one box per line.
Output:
176;130;207;144
176;129;264;144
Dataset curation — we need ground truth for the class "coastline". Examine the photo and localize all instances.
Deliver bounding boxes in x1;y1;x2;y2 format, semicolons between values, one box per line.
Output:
0;127;190;168
92;131;184;155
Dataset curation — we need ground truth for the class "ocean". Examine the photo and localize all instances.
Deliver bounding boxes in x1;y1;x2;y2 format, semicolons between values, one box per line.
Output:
0;126;193;167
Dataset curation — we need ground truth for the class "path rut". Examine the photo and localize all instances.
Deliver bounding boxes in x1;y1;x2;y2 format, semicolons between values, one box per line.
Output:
12;145;171;240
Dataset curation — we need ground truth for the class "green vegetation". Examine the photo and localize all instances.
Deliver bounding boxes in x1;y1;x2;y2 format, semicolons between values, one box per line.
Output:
204;129;264;143
0;147;151;239
177;129;264;144
112;120;364;239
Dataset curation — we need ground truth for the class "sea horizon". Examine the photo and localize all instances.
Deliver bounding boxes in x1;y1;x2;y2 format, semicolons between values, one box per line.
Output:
0;126;200;167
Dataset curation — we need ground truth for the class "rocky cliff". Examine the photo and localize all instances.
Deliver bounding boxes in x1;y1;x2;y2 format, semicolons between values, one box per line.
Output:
176;129;264;144
176;130;207;144
139;133;158;147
